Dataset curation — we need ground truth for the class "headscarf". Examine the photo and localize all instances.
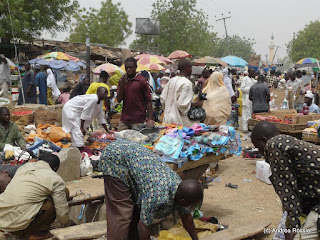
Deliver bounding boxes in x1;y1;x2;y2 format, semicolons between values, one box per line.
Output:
46;69;61;98
202;72;231;125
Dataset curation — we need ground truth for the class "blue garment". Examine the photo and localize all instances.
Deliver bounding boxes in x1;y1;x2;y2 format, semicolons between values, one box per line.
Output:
308;103;320;114
18;70;37;105
156;78;161;89
35;72;47;105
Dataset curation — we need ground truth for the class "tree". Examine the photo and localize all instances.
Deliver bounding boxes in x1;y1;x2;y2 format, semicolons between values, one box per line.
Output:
212;35;255;61
130;0;217;56
0;0;79;43
287;21;320;62
68;0;132;47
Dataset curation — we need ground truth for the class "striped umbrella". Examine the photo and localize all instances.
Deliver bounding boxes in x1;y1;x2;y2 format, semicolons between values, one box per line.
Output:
295;57;319;68
145;63;165;72
38;52;81;62
138;55;166;65
120;64;150;72
93;63;124;75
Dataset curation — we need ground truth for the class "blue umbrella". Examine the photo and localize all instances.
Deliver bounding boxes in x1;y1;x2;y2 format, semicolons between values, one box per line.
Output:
220;55;248;67
29;58;51;65
29;58;86;71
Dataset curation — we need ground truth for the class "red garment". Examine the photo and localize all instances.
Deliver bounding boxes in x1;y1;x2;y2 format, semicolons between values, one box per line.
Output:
118;74;151;124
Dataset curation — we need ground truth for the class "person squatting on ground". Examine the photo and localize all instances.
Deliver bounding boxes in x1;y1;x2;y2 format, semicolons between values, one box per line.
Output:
98;139;203;240
251;121;320;240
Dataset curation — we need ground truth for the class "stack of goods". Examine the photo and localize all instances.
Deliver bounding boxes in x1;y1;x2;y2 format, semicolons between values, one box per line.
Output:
81;123;241;170
302;120;320;143
153;123;242;168
10;108;34;131
252;110;320;126
254;115;293;124
26;124;72;148
86;130;116;150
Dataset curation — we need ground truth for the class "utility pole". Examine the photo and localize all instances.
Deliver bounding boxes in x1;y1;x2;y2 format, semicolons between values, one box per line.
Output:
272;45;280;63
86;35;91;83
216;14;231;55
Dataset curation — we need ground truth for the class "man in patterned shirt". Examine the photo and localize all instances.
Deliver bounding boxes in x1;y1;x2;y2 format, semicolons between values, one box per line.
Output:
251;121;320;240
266;70;278;88
98;139;203;240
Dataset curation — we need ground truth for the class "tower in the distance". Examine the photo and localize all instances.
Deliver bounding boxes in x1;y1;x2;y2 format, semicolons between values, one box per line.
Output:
268;34;275;64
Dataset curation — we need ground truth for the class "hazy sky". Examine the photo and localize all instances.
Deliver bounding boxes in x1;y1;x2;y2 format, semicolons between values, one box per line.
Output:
43;0;320;61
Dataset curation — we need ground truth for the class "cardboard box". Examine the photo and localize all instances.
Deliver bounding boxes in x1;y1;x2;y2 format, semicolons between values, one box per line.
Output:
256;160;272;185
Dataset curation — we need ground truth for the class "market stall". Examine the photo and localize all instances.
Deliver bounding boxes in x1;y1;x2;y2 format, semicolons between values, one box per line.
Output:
248;109;320;138
85;122;241;181
302;120;320;143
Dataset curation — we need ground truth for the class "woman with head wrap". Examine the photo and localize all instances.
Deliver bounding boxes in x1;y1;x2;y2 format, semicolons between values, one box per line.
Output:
46;69;61;105
202;72;231;125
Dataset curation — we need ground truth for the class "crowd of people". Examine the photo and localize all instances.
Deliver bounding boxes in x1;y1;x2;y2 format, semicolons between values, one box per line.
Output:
1;53;320;240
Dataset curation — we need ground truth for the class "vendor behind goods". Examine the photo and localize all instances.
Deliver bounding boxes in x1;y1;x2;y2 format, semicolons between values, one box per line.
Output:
0;107;26;151
98;139;203;240
62;87;110;149
251;121;320;240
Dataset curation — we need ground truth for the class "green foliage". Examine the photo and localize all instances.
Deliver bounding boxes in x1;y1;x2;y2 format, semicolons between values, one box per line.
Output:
287;21;320;62
68;0;132;47
212;35;255;61
0;0;79;42
130;0;217;56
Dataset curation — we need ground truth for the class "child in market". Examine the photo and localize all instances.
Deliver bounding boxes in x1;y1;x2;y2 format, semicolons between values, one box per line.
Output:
57;87;71;104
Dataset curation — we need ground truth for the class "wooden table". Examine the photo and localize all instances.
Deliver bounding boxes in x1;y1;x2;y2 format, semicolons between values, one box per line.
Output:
167;153;230;181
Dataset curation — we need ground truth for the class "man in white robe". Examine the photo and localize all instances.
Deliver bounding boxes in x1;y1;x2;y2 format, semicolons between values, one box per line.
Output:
160;60;194;126
240;69;257;132
62;87;109;148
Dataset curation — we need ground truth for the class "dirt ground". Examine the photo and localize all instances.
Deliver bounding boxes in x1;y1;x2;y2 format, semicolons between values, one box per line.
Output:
67;138;283;240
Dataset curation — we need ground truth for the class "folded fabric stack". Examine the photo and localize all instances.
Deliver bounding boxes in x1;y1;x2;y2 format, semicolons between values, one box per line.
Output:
154;123;242;168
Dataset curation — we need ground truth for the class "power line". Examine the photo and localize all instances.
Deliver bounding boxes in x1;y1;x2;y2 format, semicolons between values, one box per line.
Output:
198;0;223;15
211;0;229;14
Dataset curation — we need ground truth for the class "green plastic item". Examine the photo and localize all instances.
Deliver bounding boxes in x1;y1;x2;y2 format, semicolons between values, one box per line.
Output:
193;206;200;219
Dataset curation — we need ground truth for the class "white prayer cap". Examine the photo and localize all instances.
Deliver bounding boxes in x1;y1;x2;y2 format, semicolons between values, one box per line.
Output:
111;85;117;90
165;69;170;74
305;91;314;99
243;71;248;75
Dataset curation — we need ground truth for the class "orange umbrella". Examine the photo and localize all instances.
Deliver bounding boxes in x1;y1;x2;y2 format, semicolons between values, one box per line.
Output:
168;50;191;60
